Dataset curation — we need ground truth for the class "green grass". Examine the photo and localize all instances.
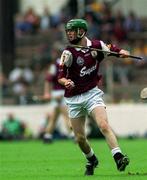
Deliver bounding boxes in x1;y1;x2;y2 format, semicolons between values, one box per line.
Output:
0;139;147;180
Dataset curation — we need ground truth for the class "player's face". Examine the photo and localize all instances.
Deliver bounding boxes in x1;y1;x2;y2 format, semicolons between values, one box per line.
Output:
66;30;77;43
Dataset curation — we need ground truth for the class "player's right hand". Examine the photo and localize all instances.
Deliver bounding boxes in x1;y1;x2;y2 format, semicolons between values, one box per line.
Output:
64;79;75;89
119;49;130;58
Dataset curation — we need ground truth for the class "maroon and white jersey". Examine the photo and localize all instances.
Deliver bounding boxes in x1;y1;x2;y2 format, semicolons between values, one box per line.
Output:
58;38;121;97
45;58;64;90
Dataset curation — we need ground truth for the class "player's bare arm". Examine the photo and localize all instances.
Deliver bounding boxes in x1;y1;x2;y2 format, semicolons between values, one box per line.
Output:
58;78;75;90
58;48;75;89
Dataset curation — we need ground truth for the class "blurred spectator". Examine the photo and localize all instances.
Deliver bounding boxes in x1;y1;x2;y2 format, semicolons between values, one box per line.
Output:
24;8;40;33
40;6;62;29
114;9;125;23
66;0;78;18
9;65;34;94
32;63;44;85
8;65;34;104
0;113;26;140
124;11;142;32
14;13;33;37
85;13;101;39
85;0;104;15
42;50;73;143
40;7;52;32
101;8;115;35
23;66;34;83
9;66;25;95
113;60;134;86
15;82;34;105
113;10;126;42
50;12;62;28
113;19;127;42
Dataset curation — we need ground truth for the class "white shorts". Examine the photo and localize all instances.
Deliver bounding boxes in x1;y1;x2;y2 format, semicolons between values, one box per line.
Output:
50;90;65;107
65;87;106;118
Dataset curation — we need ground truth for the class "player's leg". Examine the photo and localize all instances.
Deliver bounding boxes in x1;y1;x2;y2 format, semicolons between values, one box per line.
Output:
60;105;74;139
43;106;60;143
70;117;98;175
91;106;129;171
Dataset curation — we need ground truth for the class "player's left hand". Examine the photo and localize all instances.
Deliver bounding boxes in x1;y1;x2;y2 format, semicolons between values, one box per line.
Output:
119;49;130;58
64;79;75;89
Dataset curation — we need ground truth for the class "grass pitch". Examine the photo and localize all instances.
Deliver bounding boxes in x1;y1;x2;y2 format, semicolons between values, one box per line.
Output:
0;138;147;180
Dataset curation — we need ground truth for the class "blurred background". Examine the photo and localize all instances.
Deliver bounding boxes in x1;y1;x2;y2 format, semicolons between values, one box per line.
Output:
0;0;147;139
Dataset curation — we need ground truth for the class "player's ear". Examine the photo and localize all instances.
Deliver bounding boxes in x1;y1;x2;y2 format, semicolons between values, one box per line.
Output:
79;28;85;33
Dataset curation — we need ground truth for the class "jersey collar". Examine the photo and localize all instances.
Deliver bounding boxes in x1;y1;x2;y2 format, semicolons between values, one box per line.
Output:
75;37;92;52
86;37;92;47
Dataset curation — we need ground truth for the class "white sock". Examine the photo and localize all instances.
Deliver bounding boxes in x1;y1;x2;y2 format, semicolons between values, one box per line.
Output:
111;147;122;156
84;148;94;158
44;133;52;139
67;131;74;138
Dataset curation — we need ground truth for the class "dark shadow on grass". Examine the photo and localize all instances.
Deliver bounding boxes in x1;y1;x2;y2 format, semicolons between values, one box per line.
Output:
96;172;147;177
128;172;147;176
95;174;129;177
46;175;83;178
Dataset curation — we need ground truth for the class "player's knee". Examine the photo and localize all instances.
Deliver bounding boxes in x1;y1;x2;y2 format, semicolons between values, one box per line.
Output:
99;121;110;134
75;134;86;144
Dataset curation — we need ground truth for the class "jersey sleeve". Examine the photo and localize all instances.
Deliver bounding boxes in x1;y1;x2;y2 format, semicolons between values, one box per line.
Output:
107;43;121;57
60;50;73;67
100;40;111;57
100;40;121;57
108;44;121;53
58;50;72;79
